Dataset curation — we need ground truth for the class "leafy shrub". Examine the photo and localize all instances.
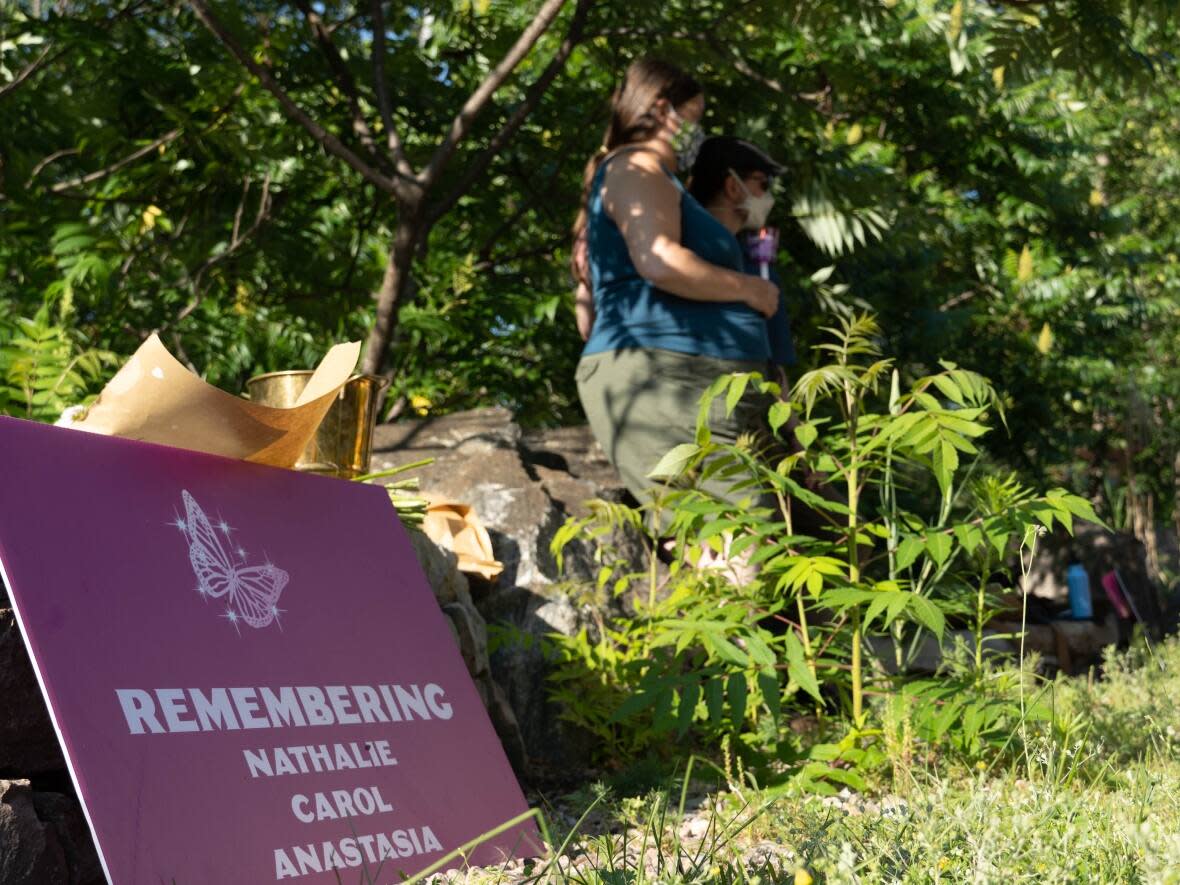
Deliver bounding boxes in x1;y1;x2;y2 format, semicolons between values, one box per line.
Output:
0;302;117;422
547;313;1101;788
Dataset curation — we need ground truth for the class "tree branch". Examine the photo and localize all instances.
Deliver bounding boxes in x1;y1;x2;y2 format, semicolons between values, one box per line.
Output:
185;0;403;198
707;34;787;93
425;0;590;225
1;0;163;103
705;32;837;113
293;0;384;165
172;170;273;326
30;82;244;194
473;241;561;273
45;190;160;204
419;0;570;190
0;46;56;102
592;26;695;40
474;138;577;261
25;147;80;185
370;0;413;178
48;129;182;193
339;191;385;293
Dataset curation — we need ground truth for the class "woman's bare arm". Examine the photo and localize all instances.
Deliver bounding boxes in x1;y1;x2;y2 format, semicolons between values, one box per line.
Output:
575;282;595;340
602;152;778;318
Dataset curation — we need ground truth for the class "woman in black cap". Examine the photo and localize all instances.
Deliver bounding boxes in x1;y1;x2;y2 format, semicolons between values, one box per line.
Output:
687;135;796;386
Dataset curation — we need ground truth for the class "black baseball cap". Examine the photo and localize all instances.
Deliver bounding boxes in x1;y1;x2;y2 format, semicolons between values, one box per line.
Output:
688;136;784;204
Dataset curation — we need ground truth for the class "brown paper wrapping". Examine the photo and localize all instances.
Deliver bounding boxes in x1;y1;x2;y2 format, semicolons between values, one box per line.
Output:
66;334;361;468
420;495;503;581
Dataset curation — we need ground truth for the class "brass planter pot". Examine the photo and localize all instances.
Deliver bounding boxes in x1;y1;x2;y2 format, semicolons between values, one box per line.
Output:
244;371;390;478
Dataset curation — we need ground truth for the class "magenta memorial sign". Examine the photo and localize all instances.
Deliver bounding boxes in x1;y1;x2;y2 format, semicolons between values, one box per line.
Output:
0;415;539;884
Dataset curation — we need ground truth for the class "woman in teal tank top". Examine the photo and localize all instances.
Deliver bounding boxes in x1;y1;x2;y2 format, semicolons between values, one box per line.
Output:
571;59;780;506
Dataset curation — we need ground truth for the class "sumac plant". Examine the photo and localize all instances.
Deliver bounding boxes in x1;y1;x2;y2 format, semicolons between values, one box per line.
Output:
549;313;1100;783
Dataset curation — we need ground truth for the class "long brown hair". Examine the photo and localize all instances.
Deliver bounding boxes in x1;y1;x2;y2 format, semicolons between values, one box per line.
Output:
570;58;703;286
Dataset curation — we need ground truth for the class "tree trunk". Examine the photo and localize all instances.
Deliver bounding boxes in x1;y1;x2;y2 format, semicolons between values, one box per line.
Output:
362;210;423;376
1173;448;1180;543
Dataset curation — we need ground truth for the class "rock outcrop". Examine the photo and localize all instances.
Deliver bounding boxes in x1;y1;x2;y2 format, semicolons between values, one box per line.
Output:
0;609;64;775
371;408;646;780
0;779;103;885
405;529;528;773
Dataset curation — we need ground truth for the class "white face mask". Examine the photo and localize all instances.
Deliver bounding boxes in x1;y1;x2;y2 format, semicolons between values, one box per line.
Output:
730;169;775;230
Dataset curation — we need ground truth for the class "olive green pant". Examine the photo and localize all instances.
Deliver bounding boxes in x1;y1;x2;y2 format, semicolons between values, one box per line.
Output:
576;348;776;510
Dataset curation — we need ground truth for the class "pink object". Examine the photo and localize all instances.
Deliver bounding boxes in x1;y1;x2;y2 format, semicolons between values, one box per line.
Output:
0;416;539;884
1101;570;1132;619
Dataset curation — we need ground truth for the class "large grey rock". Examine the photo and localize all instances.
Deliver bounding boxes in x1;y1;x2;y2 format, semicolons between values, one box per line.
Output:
373;406;523;454
0;609;65;775
404;527;527;773
374;412;646;599
372;410;647;777
480;591;599;780
30;789;103;885
0;779;65;885
405;527;469;607
0;779;101;885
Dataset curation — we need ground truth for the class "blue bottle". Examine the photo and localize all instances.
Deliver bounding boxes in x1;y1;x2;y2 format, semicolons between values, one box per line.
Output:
1066;562;1093;620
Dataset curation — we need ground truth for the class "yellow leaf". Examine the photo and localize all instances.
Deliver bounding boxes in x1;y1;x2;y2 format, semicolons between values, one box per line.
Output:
139;204;163;234
943;0;962;40
1036;322;1053;354
949;1;963;41
846;123;864;146
992;66;1005;90
1089;188;1105;207
795;869;814;885
411;394;432;416
233;281;250;315
1017;244;1033;283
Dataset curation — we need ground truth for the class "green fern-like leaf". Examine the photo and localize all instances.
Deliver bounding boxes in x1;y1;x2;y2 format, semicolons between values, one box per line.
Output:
0;305;117;422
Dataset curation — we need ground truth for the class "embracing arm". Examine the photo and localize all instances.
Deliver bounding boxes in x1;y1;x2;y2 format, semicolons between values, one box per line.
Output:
603;152;778;318
575;282;595;341
571;231;595;341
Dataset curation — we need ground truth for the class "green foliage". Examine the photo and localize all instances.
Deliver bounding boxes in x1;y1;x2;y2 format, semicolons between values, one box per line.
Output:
2;0;1178;452
547;312;1101;790
0;302;117;422
519;639;1180;883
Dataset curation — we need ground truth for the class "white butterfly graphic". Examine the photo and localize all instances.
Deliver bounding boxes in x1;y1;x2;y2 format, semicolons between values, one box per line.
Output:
173;490;288;631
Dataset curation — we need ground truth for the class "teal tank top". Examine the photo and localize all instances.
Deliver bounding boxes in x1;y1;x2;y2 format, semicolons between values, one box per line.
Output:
581;154;772;361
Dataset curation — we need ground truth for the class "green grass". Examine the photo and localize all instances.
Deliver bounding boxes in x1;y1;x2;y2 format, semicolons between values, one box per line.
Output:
426;635;1180;884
